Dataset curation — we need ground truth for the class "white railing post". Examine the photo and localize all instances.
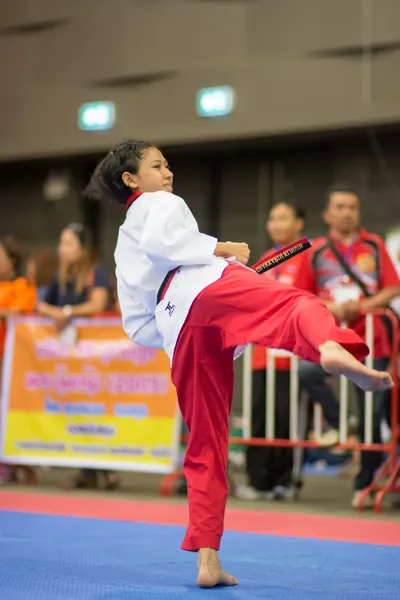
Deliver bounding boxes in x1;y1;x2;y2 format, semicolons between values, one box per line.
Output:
242;345;253;439
364;313;374;445
290;355;299;441
266;350;276;439
339;375;349;444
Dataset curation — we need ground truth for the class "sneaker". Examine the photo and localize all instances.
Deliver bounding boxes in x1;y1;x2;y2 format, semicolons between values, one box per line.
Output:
272;485;297;501
315;429;339;447
235;485;270;501
352;490;374;509
229;451;246;470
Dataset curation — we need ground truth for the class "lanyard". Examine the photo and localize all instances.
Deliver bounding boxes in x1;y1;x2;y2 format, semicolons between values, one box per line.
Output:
343;241;355;263
330;234;357;284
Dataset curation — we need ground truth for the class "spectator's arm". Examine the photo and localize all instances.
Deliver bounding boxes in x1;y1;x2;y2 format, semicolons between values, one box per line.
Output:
37;302;60;317
0;309;17;318
360;286;400;311
68;288;108;316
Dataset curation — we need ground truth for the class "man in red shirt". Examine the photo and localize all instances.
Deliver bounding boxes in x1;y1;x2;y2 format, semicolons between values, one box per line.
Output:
237;201;305;501
295;183;400;507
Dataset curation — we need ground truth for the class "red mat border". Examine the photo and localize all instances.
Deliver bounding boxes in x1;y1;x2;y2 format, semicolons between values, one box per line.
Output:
1;491;399;546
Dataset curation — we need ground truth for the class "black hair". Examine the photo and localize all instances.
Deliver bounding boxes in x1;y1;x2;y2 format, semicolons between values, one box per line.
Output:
324;182;360;207
63;222;93;247
0;235;25;276
85;139;156;205
270;200;306;221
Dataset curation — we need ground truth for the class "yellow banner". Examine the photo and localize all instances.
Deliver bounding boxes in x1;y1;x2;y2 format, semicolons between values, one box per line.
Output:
0;317;179;473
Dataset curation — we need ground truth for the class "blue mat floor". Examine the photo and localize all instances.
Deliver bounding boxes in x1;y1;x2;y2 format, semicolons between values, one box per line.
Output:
0;511;399;599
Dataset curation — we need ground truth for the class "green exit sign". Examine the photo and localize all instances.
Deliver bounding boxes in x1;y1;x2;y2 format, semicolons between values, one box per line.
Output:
196;86;235;117
78;102;115;131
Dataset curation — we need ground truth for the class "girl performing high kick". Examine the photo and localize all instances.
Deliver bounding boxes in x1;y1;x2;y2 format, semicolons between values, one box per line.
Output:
86;140;393;589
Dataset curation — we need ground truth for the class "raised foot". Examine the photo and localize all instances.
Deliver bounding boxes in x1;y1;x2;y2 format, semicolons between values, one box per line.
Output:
197;548;238;589
319;341;394;392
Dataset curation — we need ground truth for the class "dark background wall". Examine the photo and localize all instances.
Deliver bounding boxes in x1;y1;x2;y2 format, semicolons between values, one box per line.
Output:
1;131;399;271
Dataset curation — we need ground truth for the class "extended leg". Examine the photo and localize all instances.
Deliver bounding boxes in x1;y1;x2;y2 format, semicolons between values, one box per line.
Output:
194;265;393;393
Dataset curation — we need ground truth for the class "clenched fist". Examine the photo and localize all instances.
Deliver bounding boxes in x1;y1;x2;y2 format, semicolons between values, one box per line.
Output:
214;241;251;265
227;242;250;265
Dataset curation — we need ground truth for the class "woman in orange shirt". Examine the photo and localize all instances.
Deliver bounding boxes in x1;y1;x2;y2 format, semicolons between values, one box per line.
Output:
0;237;37;484
0;237;37;356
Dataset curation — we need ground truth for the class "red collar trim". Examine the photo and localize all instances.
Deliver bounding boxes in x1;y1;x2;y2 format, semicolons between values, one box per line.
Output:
358;227;369;240
126;191;142;211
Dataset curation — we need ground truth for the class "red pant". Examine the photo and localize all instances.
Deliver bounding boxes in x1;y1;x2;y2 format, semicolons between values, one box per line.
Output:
171;265;368;552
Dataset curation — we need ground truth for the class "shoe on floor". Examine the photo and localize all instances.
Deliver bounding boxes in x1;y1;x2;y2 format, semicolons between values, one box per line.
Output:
272;485;297;501
235;485;270;501
315;429;339;447
352;490;374;509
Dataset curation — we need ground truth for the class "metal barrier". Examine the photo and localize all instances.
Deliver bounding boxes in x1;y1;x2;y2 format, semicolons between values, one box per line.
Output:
238;309;399;512
164;309;399;511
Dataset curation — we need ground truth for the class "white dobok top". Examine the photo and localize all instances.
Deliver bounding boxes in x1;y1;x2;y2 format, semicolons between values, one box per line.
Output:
115;190;231;362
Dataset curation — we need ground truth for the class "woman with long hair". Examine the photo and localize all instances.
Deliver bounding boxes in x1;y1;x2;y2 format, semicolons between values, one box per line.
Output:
38;223;117;490
38;223;109;327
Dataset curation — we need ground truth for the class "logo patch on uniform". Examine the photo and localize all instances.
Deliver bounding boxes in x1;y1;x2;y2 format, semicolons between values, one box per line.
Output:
165;301;176;316
356;253;376;273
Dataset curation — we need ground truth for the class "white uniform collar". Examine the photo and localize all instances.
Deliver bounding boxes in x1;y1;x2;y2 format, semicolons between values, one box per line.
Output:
126;191;142;211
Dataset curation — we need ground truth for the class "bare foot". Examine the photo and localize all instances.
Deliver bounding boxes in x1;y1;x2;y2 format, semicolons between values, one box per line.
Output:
319;341;394;392
197;548;238;589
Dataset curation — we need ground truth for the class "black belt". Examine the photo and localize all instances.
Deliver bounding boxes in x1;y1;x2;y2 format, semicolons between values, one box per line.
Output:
157;268;179;304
